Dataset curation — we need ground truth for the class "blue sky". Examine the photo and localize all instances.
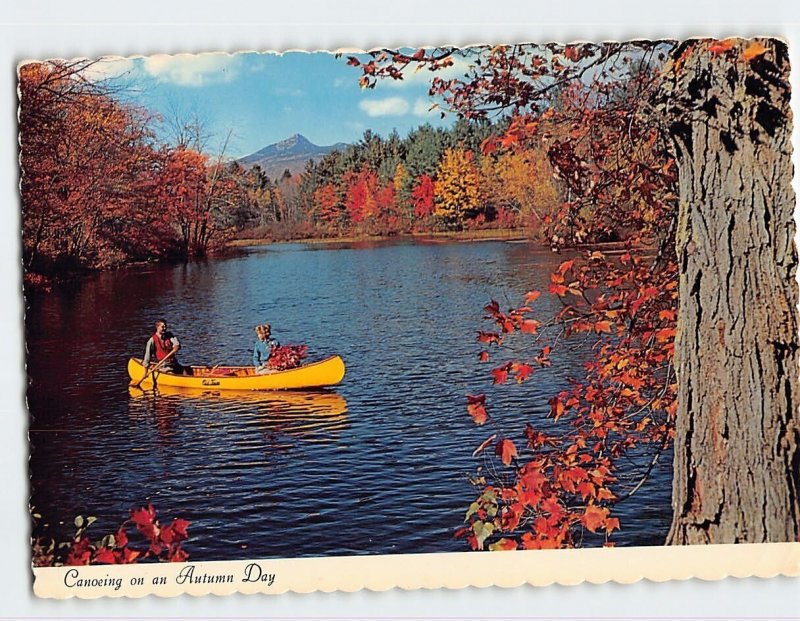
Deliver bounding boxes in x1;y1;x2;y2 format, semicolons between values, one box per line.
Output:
92;51;470;159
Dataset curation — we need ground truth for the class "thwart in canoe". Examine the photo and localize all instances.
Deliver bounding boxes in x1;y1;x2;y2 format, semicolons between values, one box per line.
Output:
127;355;346;391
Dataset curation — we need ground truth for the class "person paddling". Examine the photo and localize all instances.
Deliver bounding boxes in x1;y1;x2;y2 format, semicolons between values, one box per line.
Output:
253;323;280;375
143;319;184;375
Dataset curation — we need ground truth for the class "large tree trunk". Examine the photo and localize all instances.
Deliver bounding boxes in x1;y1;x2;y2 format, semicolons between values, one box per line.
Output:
665;39;800;544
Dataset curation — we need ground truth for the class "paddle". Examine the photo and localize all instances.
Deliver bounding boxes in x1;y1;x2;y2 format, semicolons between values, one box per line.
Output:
130;349;177;389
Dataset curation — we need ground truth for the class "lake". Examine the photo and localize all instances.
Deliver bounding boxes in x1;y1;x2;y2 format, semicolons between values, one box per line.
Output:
26;239;672;560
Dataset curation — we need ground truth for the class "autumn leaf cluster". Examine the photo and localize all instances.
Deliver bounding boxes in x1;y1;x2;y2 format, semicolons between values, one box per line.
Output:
32;505;190;566
267;344;309;371
351;41;686;549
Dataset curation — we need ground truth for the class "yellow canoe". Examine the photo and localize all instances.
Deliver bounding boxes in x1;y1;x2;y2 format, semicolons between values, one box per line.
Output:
127;355;346;391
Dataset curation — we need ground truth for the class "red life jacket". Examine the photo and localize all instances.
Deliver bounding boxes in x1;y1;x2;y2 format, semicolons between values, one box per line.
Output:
152;332;175;361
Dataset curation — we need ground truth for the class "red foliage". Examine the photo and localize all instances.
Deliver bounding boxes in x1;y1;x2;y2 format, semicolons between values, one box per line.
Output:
495;438;518;466
411;175;436;219
19;60;243;277
33;505;191;567
19;61;167;273
375;182;396;215
466;394;489;425
344;167;379;224
267;345;309;371
352;42;683;549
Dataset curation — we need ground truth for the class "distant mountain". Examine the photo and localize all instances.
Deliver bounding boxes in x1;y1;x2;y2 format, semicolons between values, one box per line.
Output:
237;134;348;180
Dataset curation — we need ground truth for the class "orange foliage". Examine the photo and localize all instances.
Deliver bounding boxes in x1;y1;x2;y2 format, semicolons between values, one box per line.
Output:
356;42;681;549
344;167;379;224
19;60;242;279
313;183;342;231
19;61;164;274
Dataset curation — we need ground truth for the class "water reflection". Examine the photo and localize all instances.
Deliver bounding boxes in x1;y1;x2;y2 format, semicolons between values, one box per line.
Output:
28;239;672;557
128;386;348;444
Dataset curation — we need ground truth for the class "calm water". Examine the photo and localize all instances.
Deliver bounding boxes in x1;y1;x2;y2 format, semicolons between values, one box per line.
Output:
26;240;672;560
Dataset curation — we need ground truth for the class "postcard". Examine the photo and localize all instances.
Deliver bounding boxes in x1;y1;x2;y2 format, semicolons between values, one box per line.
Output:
19;37;800;599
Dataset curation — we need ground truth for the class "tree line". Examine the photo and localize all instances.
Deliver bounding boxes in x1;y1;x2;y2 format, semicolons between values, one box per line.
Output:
244;121;560;238
19;60;249;286
19;61;563;288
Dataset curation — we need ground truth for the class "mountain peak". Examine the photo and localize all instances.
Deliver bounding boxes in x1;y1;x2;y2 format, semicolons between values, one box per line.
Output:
277;133;311;149
237;134;348;179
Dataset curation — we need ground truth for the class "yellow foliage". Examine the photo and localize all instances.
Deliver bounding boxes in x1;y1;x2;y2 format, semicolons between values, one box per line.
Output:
393;161;409;194
434;148;480;226
483;149;560;224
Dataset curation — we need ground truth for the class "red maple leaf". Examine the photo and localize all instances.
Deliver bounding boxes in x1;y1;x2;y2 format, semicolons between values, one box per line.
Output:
491;364;511;385
171;518;190;540
115;526;129;548
93;548;118;565
558;260;575;275
580;504;609;533
524;290;542;304
65;537;92;566
512;362;534;382
168;546;189;563
466;394;489;425
477;331;501;345
495;438;518;466
159;523;177;545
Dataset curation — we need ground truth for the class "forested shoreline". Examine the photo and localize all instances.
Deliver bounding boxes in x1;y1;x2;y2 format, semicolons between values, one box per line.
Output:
19;60;565;288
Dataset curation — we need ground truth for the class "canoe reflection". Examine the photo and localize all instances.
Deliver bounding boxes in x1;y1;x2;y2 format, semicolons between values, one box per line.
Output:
128;385;348;443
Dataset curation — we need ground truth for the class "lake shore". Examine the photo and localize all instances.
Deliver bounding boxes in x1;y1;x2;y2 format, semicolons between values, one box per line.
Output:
227;227;537;248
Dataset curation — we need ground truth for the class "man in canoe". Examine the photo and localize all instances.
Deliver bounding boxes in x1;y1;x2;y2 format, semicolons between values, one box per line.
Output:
253;323;280;374
142;319;185;375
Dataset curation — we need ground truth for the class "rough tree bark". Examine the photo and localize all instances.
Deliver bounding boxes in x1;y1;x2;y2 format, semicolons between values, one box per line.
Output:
664;39;800;544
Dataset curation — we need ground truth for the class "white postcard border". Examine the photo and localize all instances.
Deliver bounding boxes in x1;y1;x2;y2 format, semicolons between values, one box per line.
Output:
33;542;800;598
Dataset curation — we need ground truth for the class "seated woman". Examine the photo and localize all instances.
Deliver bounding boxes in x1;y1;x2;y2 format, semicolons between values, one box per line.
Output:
253;323;280;375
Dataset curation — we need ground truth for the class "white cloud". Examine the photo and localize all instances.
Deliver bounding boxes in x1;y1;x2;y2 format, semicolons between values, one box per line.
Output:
358;97;409;117
142;53;242;87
